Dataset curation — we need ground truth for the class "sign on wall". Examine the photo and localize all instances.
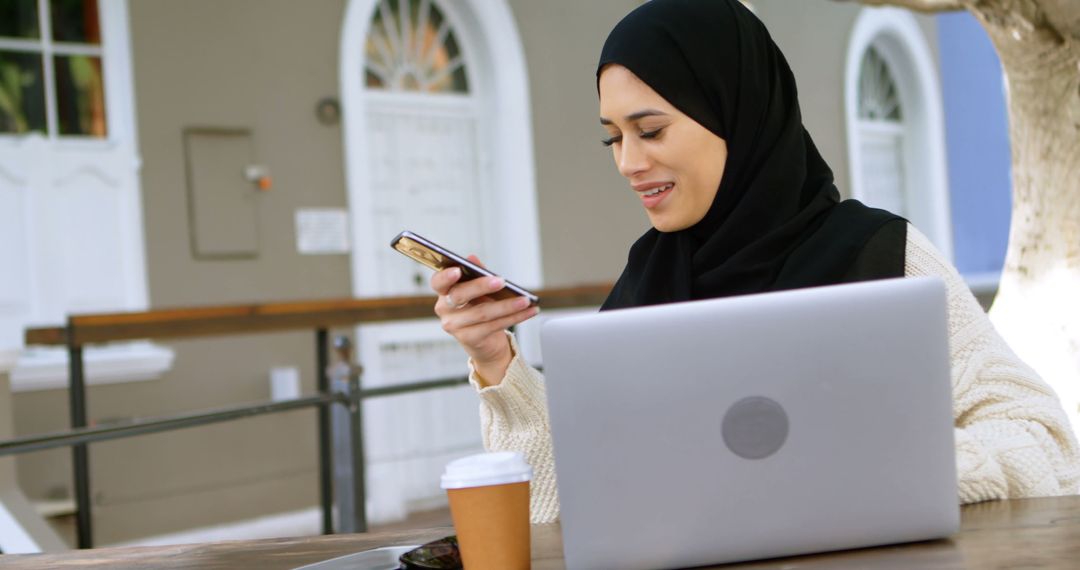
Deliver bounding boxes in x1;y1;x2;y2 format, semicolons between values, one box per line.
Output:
296;208;351;254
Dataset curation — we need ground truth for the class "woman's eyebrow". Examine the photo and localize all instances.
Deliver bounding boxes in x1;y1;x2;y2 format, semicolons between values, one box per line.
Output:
599;109;669;125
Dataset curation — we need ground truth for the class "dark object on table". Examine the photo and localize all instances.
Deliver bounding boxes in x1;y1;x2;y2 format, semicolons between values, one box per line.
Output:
399;536;462;570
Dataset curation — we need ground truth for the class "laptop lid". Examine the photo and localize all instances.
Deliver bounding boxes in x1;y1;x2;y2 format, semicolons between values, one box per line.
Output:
540;277;959;569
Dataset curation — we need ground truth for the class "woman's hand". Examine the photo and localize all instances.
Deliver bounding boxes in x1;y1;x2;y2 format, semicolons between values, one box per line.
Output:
431;255;539;386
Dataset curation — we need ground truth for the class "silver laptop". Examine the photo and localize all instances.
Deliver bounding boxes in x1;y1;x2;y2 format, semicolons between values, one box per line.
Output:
540;276;959;569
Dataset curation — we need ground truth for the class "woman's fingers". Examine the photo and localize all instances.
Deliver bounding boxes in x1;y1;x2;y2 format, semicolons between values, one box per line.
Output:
429;255;529;355
441;295;529;333
426;253;534;366
456;305;540;346
430;266;463;296
445;295;533;330
430;256;489;296
444;275;505;309
431;266;505;304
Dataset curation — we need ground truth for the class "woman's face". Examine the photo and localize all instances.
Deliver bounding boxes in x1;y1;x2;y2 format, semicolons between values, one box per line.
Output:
598;65;728;232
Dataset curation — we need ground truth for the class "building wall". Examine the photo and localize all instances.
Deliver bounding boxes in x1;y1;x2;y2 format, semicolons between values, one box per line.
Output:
510;0;646;286
13;0;353;545
11;0;641;545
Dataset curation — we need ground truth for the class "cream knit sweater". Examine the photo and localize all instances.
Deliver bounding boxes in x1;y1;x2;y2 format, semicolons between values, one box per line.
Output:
467;225;1080;524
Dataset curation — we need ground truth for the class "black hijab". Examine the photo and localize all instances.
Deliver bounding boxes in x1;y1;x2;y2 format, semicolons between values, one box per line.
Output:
598;0;905;310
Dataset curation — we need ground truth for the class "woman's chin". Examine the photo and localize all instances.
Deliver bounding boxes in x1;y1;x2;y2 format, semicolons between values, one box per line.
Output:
648;214;693;233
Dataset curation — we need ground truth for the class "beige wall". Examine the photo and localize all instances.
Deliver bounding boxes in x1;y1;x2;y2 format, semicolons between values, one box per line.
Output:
14;0;352;545
509;0;647;286
9;0;941;545
135;0;354;305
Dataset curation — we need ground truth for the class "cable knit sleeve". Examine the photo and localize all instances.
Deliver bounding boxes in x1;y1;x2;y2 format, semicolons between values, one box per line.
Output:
467;332;559;523
904;224;1080;502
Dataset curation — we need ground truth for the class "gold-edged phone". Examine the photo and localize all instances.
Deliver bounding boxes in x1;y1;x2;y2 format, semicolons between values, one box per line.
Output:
390;231;540;305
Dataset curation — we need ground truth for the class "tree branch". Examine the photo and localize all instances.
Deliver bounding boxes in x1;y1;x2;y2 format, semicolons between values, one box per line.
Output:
834;0;966;13
1039;0;1080;41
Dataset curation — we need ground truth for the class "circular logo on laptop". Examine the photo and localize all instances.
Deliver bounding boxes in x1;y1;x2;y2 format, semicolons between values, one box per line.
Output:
722;396;789;459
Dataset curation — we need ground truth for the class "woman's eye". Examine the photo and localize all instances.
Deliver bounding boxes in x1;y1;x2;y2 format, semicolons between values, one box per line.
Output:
601;135;622;147
640;128;663;139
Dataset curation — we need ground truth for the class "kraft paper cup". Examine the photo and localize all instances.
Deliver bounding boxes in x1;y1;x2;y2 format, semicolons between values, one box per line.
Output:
441;451;533;570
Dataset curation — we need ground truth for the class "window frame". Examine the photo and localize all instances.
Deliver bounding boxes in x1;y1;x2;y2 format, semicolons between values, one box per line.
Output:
363;0;472;94
844;6;953;261
0;0;170;392
0;0;109;142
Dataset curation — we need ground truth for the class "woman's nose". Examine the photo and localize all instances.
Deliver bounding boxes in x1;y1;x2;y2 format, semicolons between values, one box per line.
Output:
616;138;649;178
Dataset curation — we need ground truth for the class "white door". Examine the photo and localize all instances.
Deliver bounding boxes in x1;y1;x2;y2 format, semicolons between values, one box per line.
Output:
341;0;542;523
366;96;488;298
857;123;906;216
359;96;490;525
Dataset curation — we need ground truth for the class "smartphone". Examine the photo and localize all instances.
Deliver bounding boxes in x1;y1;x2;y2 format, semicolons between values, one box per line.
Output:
390;230;539;305
398;535;461;570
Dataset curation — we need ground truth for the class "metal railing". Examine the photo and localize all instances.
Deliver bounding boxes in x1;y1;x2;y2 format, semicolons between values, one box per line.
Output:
1;284;611;548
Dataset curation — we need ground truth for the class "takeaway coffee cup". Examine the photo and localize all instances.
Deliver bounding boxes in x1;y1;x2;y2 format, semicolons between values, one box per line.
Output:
441;451;533;569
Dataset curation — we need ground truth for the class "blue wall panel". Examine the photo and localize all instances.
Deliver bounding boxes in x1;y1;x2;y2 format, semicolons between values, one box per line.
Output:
937;12;1012;276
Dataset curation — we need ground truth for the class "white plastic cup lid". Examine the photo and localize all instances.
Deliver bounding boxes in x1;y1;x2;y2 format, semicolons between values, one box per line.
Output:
440;451;533;489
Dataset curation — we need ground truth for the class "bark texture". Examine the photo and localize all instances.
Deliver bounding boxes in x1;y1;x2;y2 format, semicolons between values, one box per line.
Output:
843;0;1080;436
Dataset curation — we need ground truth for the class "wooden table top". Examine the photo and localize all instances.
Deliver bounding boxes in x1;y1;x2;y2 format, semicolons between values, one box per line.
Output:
3;495;1078;569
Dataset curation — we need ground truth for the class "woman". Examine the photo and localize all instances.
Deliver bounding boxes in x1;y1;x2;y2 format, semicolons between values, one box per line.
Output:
430;0;1078;523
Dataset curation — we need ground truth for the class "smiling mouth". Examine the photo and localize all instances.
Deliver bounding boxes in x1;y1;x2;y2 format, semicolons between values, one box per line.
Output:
641;183;673;197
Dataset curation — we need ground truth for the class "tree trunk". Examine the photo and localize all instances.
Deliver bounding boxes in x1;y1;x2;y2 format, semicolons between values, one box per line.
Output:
977;7;1080;437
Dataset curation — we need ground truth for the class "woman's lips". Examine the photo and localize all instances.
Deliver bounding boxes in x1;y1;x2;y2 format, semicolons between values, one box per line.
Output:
639;183;674;209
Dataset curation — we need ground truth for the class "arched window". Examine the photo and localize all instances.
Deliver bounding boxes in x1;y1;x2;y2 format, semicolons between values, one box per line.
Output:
363;0;468;93
859;47;902;121
855;46;906;216
845;7;953;259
